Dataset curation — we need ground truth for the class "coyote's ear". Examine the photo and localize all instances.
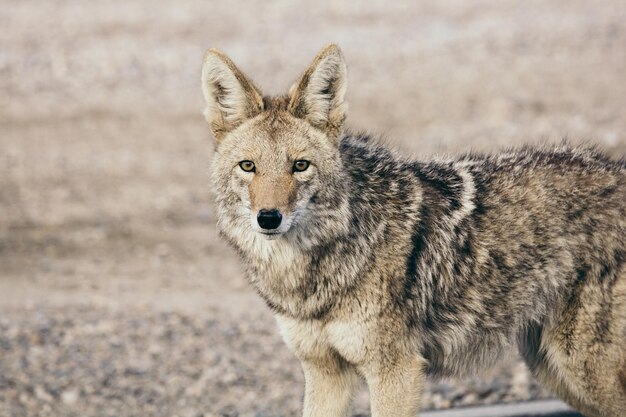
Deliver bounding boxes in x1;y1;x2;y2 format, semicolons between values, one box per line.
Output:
288;44;348;143
201;49;264;142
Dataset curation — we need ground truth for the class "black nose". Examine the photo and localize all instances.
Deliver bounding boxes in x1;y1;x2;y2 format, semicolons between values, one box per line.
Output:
257;209;282;230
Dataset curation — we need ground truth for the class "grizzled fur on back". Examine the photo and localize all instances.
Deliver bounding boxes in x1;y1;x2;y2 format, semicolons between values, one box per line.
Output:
203;44;626;417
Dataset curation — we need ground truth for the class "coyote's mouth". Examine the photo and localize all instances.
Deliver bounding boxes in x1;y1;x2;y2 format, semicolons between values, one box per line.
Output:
259;230;284;240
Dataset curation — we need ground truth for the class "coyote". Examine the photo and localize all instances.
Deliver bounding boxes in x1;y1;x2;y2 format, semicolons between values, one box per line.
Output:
201;44;626;417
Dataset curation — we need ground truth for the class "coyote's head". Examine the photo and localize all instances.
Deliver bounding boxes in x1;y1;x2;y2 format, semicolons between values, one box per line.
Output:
203;45;350;245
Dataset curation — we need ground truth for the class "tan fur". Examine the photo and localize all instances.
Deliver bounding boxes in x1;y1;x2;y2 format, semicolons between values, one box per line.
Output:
288;44;348;143
202;44;626;417
249;172;297;214
533;265;626;417
201;49;264;141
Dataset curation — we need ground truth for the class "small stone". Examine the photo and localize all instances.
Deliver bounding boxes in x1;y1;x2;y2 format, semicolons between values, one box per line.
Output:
460;392;478;406
34;385;53;402
61;388;79;405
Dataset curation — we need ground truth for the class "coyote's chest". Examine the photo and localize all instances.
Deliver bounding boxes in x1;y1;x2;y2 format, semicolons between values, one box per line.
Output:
275;315;370;365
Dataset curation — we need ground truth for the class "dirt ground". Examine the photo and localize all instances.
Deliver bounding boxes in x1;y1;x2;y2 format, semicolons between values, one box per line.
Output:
1;1;625;416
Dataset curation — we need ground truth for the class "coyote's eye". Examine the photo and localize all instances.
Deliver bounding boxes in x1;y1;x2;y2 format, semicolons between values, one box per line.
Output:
293;160;310;172
239;161;255;172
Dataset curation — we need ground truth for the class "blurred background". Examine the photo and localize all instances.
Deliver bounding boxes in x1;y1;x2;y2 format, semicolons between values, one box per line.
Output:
1;1;625;416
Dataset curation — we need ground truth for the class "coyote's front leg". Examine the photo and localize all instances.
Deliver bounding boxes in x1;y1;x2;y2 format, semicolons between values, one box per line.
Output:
363;355;425;417
301;356;359;417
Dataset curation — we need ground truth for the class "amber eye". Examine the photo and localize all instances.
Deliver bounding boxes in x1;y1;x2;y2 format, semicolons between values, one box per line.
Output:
293;160;310;172
239;160;255;172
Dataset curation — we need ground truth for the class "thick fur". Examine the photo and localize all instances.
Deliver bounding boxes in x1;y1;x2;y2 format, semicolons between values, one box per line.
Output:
202;44;626;417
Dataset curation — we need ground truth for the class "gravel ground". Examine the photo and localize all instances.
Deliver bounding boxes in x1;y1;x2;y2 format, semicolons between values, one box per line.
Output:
0;307;551;417
1;1;625;416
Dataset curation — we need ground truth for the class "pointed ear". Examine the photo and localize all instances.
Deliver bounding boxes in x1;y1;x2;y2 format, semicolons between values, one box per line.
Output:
288;44;348;142
201;49;264;142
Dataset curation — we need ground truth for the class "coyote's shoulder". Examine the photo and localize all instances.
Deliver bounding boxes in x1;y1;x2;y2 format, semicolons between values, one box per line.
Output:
203;44;626;416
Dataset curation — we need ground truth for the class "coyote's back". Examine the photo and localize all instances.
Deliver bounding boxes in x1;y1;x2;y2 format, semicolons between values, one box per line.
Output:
201;44;626;417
